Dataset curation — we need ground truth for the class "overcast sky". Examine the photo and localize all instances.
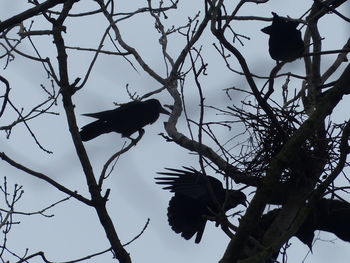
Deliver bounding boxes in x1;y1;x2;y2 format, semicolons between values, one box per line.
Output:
1;1;350;263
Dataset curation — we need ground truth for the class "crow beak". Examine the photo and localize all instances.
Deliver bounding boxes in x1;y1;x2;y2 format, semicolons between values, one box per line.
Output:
261;26;272;35
160;106;171;115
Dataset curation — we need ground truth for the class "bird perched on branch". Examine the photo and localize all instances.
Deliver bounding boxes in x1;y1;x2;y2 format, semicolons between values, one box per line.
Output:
261;12;305;62
316;198;350;242
155;167;247;243
80;99;170;141
258;198;350;250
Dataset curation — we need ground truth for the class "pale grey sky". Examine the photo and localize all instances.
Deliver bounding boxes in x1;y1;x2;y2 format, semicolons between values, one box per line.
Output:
1;1;349;263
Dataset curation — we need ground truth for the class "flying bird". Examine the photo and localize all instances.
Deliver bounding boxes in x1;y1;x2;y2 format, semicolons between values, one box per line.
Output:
261;12;305;62
155;167;247;243
80;99;170;141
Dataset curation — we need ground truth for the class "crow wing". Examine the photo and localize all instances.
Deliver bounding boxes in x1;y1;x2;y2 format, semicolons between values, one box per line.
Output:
167;194;207;243
155;167;225;200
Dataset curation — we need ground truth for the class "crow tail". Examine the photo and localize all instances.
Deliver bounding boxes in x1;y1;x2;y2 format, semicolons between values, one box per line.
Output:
80;120;108;141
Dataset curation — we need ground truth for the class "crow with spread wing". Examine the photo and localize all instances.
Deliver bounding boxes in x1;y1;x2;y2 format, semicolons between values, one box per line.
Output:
155;167;246;243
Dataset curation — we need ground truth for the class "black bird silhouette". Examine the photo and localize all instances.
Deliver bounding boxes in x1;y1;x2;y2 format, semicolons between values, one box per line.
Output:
261;12;305;62
258;208;315;250
258;199;350;250
155;167;247;243
316;198;350;242
80;99;170;141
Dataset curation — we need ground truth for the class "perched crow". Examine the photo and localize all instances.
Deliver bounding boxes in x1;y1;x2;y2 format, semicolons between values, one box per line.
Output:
258;199;350;250
258;208;316;250
155;167;247;243
261;12;305;62
80;99;170;141
316;198;350;242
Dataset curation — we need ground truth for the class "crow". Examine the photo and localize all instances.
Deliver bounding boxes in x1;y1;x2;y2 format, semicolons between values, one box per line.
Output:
261;12;305;62
258;199;350;250
316;198;350;242
155;167;247;243
258;208;316;250
80;99;170;141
